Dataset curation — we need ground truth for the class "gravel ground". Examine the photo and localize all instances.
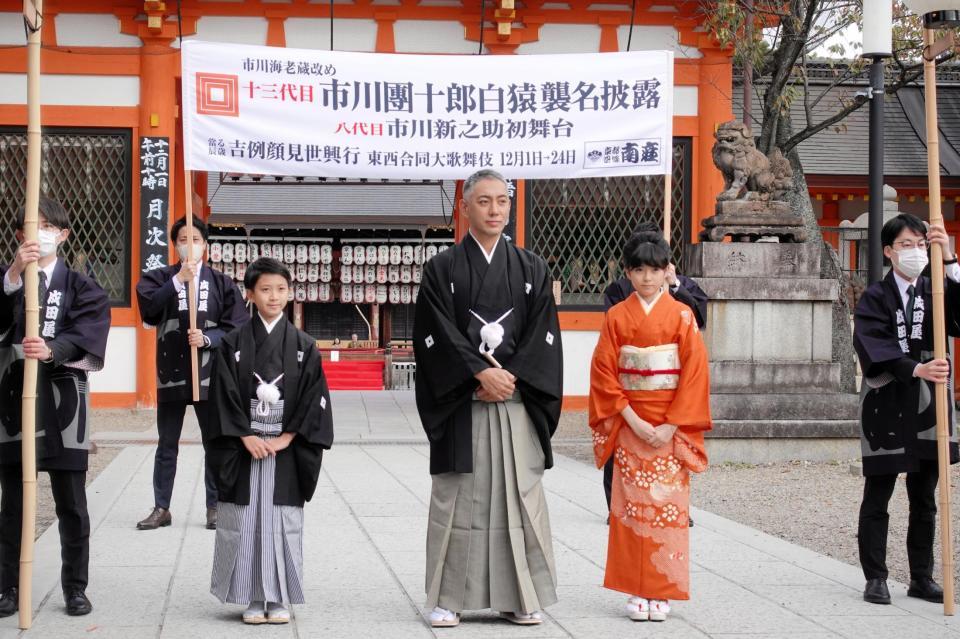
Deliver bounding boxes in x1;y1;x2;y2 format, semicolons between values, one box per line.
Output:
553;410;960;589
33;445;121;539
91;409;157;434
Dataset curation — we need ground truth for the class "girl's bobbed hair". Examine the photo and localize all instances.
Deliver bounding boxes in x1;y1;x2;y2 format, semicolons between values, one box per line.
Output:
623;231;670;270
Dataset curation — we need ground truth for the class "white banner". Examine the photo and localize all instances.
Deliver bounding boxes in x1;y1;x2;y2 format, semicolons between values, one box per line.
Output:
182;41;673;180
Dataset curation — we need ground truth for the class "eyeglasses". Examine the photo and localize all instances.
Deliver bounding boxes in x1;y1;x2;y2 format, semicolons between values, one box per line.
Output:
894;240;927;250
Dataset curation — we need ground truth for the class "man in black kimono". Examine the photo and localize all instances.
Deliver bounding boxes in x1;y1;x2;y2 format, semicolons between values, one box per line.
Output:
203;257;333;623
414;169;563;628
601;223;708;524
853;213;960;606
136;216;248;531
0;197;111;617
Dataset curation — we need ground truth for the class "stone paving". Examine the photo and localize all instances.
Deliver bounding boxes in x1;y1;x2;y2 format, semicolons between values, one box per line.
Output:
2;392;959;638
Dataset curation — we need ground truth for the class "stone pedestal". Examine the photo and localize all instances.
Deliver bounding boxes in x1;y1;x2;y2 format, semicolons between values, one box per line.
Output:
699;200;808;242
686;242;859;460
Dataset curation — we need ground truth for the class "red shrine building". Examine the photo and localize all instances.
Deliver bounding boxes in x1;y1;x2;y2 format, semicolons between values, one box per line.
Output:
1;1;742;409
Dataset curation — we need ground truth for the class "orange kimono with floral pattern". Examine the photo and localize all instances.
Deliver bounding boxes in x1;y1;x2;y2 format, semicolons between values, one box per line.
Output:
589;291;711;600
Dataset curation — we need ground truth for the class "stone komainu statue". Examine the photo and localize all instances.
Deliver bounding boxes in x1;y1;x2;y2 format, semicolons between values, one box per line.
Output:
712;121;794;202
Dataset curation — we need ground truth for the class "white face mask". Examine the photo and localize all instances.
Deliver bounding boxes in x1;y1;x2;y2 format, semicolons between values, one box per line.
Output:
896;247;928;280
177;242;205;263
38;229;61;257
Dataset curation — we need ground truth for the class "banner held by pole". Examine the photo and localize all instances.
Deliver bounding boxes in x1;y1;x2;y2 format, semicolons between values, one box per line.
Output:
183;170;201;402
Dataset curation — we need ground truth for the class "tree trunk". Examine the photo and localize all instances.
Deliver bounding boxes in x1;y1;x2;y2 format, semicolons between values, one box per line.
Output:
778;115;857;393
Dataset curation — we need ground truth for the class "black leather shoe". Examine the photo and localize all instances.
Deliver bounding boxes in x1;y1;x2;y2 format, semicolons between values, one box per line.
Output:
864;578;891;604
206;506;217;530
907;577;944;603
65;590;92;616
0;588;17;618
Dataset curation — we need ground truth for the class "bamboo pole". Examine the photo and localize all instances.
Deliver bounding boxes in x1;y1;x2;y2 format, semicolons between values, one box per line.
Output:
922;26;955;617
663;172;673;246
183;170;200;402
19;0;43;629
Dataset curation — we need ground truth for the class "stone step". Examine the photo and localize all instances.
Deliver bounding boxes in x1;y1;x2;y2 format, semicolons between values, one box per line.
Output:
707;419;860;439
710;361;841;394
711;393;859;420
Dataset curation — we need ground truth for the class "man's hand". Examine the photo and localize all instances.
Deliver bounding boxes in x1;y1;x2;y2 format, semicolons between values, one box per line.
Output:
8;240;41;285
241;435;274;460
176;261;198;284
927;223;955;262
187;328;205;348
915;358;950;384
267;432;295;454
476;388;496;402
475;367;516;402
648;423;678;448
22;336;51;362
665;263;679;287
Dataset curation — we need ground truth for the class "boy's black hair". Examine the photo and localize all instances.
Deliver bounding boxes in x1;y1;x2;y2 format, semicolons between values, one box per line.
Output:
17;196;70;230
171;216;210;243
623;230;671;270
881;214;927;248
244;257;292;290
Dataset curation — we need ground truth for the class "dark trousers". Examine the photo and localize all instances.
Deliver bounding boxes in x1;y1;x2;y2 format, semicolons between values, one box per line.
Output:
603;456;614;510
155;400;217;509
0;468;89;592
858;458;939;581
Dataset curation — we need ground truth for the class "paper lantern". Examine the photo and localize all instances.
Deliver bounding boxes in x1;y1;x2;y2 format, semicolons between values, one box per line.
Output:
862;0;893;58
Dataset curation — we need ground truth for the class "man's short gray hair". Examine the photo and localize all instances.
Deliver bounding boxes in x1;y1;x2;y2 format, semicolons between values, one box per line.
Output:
462;169;508;200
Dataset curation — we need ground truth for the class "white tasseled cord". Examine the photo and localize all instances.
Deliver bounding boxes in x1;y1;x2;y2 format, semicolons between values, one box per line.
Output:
254;373;284;417
469;308;513;358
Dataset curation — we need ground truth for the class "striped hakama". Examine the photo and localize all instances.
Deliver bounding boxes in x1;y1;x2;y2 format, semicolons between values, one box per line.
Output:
211;400;305;605
425;396;558;614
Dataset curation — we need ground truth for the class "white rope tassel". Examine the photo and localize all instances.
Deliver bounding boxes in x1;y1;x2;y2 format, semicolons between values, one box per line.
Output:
254;372;284;417
469;308;513;358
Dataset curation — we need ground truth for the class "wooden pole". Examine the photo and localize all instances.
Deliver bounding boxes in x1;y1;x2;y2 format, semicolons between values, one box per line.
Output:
663;172;673;246
183;170;200;402
19;0;43;629
922;26;955;617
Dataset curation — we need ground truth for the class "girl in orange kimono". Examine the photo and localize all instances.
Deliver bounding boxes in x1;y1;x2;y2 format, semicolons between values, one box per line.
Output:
589;230;711;622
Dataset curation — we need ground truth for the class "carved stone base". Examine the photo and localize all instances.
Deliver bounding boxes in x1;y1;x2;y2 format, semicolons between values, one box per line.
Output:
700;225;809;242
699;203;808;243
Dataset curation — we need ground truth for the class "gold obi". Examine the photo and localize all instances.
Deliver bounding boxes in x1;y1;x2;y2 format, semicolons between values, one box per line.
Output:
618;343;681;391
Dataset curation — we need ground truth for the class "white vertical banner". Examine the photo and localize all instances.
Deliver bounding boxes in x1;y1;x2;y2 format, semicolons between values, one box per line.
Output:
182;41;673;179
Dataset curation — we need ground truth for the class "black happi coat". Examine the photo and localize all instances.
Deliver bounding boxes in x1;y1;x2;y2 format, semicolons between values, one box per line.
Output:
137;263;248;403
603;274;708;328
854;270;960;476
203;318;334;507
0;262;110;471
414;236;563;475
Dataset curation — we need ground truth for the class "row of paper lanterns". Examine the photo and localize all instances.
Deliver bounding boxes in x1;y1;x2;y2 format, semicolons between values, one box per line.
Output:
207;242;452;266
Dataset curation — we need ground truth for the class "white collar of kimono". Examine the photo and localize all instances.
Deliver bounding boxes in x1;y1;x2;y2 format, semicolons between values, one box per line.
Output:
468;231;501;264
258;312;283;334
635;287;665;315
